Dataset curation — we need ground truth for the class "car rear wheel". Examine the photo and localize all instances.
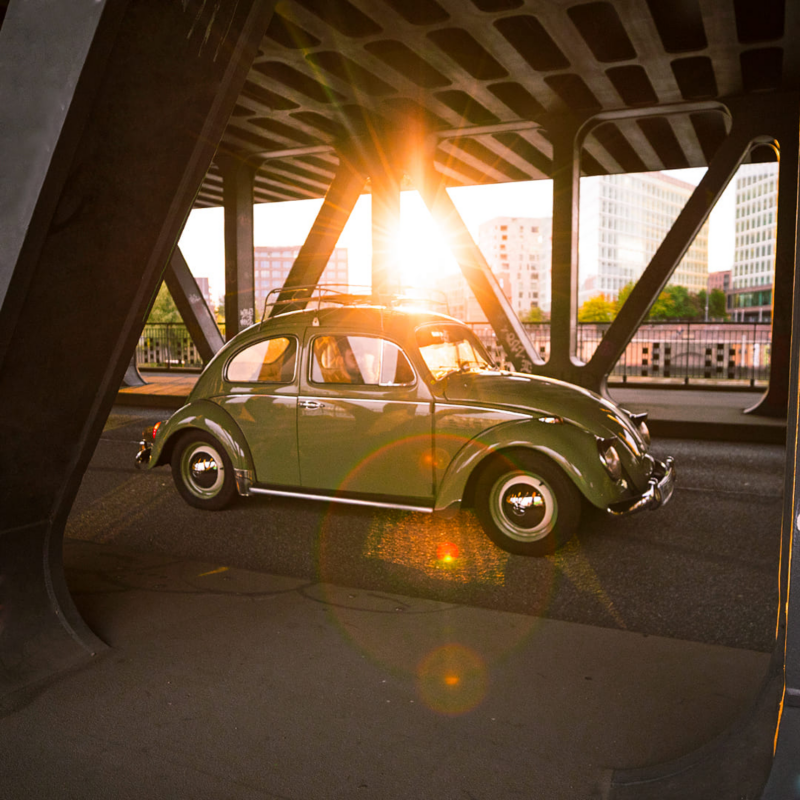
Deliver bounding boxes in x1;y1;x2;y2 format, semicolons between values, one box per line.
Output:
475;451;581;556
171;432;236;510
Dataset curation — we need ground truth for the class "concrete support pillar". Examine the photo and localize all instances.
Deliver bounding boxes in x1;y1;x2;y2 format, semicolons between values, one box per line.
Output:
762;125;800;791
548;129;581;379
0;0;275;700
371;163;402;297
220;157;256;339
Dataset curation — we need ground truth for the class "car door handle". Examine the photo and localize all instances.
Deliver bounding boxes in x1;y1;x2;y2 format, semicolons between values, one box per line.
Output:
299;400;325;409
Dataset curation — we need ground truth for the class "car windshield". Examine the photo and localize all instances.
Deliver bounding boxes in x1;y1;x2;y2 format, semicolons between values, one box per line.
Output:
415;323;494;380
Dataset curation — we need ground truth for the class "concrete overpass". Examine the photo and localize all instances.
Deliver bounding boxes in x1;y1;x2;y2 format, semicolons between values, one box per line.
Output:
1;0;799;796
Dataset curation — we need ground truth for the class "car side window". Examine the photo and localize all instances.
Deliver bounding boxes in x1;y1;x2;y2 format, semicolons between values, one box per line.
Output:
311;335;414;386
226;336;297;383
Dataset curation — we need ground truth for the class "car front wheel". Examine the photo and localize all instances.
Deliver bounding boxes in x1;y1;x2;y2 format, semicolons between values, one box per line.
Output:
171;432;236;510
475;452;581;556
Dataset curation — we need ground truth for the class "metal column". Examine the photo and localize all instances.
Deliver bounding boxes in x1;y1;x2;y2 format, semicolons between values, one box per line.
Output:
220;156;256;339
0;0;276;698
547;126;582;383
746;101;800;417
371;161;402;298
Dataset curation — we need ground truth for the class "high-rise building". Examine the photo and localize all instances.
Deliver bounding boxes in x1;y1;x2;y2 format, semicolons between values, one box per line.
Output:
478;216;552;317
729;162;778;322
253;246;349;315
578;172;709;305
194;276;214;311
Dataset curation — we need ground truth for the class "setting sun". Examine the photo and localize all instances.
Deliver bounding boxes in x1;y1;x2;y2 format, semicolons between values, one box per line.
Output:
395;192;459;288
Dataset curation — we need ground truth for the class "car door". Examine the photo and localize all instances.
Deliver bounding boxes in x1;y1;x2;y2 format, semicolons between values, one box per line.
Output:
215;334;300;486
298;330;434;501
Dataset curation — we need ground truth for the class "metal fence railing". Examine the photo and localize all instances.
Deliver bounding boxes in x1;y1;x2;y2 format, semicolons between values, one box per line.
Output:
138;320;772;385
136;323;225;371
470;321;773;386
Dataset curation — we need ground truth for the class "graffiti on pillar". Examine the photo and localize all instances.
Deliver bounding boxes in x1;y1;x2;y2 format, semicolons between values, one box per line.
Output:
239;308;254;329
499;325;534;374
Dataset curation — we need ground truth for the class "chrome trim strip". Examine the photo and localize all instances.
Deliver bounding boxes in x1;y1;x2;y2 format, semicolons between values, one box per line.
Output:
249;486;433;513
434;402;530;420
300;395;424;407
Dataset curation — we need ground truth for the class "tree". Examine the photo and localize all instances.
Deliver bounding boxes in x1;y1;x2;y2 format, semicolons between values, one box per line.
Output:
615;282;634;314
522;305;547;323
708;288;729;320
578;295;616;322
147;283;182;323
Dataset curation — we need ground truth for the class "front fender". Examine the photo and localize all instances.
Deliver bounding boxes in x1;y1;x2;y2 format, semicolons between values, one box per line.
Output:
148;398;255;474
434;418;619;511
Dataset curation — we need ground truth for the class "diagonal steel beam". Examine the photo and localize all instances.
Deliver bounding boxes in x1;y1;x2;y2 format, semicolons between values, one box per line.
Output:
164;246;224;363
410;155;543;372
586;95;799;405
269;157;365;317
585;122;751;390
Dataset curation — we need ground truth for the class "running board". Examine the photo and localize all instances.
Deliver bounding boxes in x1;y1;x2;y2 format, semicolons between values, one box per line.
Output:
248;486;434;514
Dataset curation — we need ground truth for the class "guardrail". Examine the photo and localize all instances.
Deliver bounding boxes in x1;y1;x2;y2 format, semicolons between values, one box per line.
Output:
138;320;772;386
470;321;772;386
136;323;225;371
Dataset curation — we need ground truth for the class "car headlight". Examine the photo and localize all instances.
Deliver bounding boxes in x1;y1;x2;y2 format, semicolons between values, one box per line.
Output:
597;438;622;481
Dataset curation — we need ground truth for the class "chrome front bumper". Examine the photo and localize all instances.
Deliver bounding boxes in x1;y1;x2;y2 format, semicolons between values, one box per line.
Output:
607;456;676;516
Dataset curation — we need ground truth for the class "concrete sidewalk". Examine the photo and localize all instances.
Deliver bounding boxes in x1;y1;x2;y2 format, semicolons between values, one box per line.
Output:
118;371;787;444
0;539;775;799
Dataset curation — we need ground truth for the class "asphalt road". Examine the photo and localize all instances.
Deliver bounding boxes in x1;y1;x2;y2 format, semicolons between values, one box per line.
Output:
65;405;786;653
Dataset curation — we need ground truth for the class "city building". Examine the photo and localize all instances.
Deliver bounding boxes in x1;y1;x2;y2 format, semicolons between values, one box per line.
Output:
578;172;710;306
194;276;214;311
729;162;778;322
708;270;731;294
438;216;552;323
253;246;348;315
478;216;552;318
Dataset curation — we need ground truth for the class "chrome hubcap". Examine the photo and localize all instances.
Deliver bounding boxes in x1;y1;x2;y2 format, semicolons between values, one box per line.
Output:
491;472;556;542
182;443;224;498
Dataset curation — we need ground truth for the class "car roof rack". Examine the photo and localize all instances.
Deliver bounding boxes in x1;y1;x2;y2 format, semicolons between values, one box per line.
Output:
260;284;449;325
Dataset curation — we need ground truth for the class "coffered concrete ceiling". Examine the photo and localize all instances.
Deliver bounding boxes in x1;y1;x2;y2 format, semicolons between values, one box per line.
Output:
188;0;799;207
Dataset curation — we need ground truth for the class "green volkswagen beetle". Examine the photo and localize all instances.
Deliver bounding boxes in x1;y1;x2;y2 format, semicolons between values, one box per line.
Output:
135;294;674;556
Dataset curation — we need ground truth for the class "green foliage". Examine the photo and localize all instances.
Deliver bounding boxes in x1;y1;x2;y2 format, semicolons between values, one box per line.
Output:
606;281;729;322
578;295;616;322
649;285;699;320
615;282;634;314
147;283;182;323
708;288;729;320
522;305;547;323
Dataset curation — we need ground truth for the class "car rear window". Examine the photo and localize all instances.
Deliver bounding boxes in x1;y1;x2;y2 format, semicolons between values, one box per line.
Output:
226;336;297;383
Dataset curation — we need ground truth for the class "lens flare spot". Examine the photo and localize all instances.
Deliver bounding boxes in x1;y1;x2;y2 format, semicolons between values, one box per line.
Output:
437;542;459;563
417;644;487;715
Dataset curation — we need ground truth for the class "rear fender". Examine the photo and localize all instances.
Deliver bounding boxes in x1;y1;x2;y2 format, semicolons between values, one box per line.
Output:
148;399;255;474
434;418;617;511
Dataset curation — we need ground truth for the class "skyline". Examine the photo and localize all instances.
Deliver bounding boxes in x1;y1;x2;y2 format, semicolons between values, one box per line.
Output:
179;167;738;304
